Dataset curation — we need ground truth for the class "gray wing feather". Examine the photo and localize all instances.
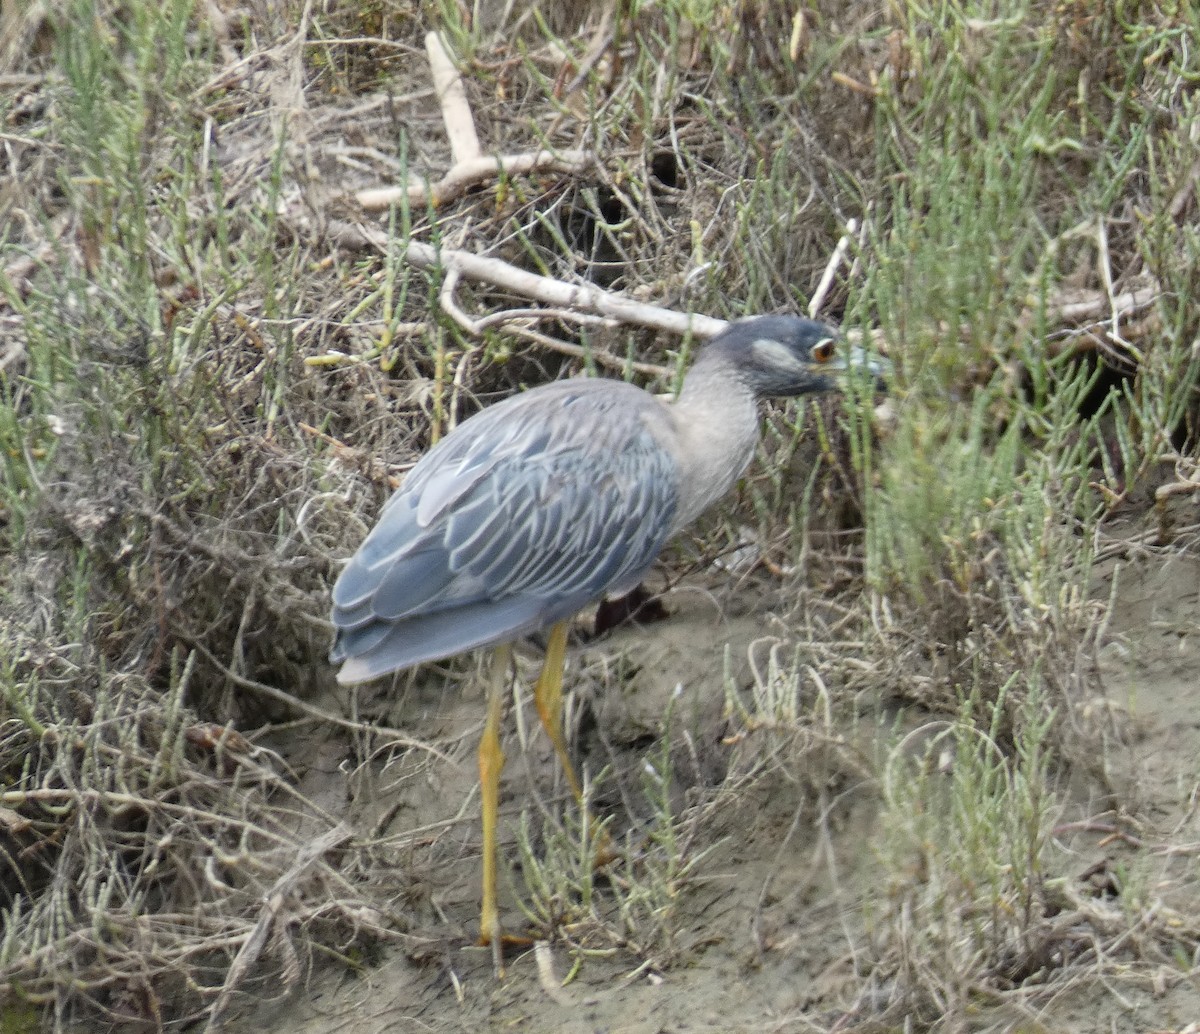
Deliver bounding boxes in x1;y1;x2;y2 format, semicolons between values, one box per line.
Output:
335;596;552;684
330;380;679;681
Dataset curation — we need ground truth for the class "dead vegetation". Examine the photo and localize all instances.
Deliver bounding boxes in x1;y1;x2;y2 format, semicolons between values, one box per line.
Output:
1;0;1200;1031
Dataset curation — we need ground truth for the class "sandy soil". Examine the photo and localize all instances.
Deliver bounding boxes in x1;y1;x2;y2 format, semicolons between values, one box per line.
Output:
234;544;1200;1033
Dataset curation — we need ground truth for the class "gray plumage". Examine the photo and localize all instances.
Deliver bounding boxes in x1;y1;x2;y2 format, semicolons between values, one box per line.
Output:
331;315;872;684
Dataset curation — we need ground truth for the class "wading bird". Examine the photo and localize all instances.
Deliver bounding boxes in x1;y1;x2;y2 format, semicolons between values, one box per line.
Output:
330;315;884;967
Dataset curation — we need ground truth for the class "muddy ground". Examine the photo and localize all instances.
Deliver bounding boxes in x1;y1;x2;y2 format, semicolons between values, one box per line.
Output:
3;5;1198;1031
220;540;1200;1034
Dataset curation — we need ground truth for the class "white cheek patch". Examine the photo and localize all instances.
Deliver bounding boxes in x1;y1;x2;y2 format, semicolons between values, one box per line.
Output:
751;338;803;369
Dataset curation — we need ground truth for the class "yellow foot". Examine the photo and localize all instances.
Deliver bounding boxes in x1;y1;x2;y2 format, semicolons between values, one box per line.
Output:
477;925;534;978
476;929;535;948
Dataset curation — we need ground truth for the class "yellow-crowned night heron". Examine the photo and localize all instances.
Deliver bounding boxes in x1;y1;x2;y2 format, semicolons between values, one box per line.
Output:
330;315;883;964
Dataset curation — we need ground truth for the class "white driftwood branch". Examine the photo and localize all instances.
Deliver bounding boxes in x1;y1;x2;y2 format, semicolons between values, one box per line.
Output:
320;216;729;339
1049;282;1158;324
405;239;729;338
353;32;593;212
497;323;673;379
809;217;858;319
355;149;594;211
426;31;480;166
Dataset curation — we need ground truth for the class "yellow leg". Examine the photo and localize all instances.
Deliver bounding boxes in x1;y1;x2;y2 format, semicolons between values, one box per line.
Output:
533;622;615;863
532;621;584;802
478;642;512;974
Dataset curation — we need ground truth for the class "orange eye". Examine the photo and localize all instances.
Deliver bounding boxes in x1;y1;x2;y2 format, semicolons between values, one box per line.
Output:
811;338;836;363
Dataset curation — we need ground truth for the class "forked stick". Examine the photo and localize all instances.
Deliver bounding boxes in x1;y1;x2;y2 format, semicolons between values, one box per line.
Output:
354;32;593;211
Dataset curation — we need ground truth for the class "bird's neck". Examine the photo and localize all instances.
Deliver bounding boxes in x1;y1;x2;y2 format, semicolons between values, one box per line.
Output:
668;353;762;533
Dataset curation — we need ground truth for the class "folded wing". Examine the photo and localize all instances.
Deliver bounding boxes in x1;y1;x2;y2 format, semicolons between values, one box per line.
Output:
330;381;679;683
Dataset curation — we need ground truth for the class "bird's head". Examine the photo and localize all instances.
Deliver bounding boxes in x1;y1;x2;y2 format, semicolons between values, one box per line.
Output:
707;315;888;398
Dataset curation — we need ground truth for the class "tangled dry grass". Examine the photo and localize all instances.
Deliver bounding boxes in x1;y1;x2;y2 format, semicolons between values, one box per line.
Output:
1;0;1199;1031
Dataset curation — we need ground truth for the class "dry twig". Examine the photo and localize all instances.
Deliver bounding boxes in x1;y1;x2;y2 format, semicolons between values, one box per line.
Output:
353;31;593;211
809;218;859;320
427;30;480;166
308;215;730;341
205;823;354;1032
355;149;596;211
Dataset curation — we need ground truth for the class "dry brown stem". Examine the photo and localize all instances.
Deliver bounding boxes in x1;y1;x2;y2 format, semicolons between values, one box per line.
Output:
498;322;673;379
204;823;353;1032
188;637;456;765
